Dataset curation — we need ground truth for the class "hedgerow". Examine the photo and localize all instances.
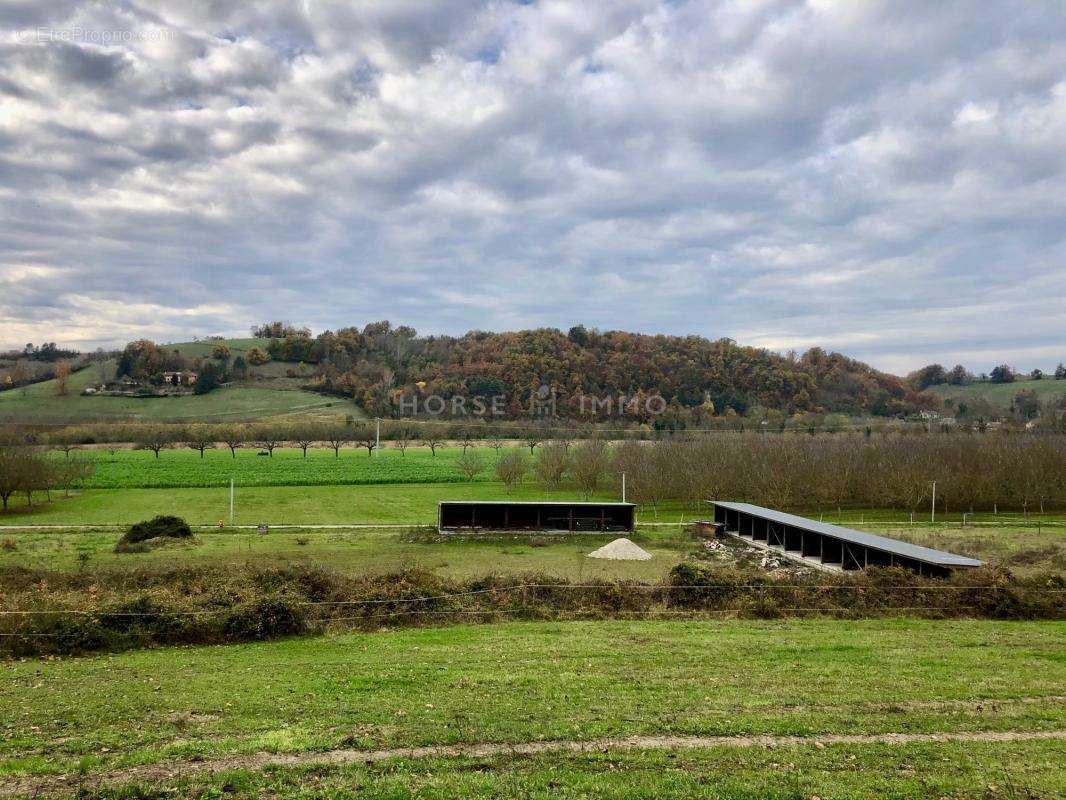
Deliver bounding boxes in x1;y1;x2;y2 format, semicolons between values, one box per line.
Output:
1;563;1062;657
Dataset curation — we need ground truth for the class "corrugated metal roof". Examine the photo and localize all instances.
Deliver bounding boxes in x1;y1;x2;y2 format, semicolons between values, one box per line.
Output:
713;501;983;568
440;501;635;507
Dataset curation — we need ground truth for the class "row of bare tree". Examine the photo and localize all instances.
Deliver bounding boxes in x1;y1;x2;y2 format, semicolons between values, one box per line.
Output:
611;433;1066;514
0;445;92;510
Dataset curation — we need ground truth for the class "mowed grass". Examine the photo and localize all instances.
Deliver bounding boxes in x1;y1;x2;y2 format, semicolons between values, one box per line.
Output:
1;619;1063;780
66;741;1066;800
0;482;635;526
0;526;693;580
62;446;501;489
2;483;1063;574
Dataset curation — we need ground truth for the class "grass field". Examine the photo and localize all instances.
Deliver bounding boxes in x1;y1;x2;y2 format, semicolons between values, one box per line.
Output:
2;478;1065;575
1;519;1063;578
0;526;693;580
60;446;499;488
2;619;1063;797
930;376;1066;410
0;339;360;423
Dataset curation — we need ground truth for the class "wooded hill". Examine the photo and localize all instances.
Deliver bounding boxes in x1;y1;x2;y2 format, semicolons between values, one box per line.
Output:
250;322;934;421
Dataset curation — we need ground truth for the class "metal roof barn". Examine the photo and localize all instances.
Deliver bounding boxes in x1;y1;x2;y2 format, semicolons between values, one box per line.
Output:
439;501;635;533
713;501;982;577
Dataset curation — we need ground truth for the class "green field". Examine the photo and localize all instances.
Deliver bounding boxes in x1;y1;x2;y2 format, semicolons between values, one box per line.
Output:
61;446;499;489
2;619;1063;798
2;478;1064;575
0;482;629;526
0;339;360;423
930;377;1066;410
0;525;692;580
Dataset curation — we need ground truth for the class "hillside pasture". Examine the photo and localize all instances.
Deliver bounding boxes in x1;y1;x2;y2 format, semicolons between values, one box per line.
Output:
0;373;354;423
930;377;1066;410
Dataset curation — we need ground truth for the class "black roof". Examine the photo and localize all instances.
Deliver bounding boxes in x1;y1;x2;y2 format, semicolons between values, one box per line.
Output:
713;501;983;568
440;500;635;507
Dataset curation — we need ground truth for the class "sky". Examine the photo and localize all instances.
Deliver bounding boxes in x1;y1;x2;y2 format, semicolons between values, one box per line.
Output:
1;0;1064;375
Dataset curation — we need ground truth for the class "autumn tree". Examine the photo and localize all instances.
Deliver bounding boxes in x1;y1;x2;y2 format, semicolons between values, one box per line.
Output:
245;347;270;366
52;360;71;396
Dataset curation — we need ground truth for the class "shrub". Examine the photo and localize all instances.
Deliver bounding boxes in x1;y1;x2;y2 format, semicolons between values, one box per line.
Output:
223;596;307;641
124;515;193;544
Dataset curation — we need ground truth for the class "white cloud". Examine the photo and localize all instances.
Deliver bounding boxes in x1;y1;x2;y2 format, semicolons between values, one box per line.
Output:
0;0;1064;373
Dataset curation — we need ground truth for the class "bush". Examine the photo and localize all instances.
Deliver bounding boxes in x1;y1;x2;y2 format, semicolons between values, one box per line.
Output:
123;515;193;544
223;596;307;641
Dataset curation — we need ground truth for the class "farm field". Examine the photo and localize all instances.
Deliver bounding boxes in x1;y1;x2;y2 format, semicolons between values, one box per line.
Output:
2;619;1063;798
0;526;693;580
930;376;1066;410
1;519;1064;577
60;446;502;488
0;338;361;423
0;483;632;526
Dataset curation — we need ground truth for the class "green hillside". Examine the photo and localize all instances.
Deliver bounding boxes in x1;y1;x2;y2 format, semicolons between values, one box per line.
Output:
0;338;360;423
930;378;1066;410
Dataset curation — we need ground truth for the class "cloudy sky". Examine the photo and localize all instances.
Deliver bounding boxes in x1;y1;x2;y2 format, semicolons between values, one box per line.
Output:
1;1;1064;374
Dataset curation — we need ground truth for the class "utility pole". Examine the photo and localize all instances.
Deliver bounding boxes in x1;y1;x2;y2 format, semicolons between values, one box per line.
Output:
375;417;380;456
622;472;626;503
229;477;234;526
931;480;937;523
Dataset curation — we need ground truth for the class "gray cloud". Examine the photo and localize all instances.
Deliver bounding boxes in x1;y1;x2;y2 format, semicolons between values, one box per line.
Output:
1;0;1064;374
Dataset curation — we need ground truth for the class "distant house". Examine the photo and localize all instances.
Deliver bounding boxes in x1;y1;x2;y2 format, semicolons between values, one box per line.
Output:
162;370;197;387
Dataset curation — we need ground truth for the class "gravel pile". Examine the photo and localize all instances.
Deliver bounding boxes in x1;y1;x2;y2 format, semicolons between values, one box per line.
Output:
587;538;653;560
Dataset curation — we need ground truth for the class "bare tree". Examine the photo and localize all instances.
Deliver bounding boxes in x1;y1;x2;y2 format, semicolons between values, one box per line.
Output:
291;423;319;458
324;426;350;457
139;426;172;459
353;425;377;457
220;425;246;459
572;439;609;500
496;449;528;493
534;442;570;491
421;425;444;456
458;428;475;453
185;425;215;458
393;424;415;456
252;426;281;457
456;449;484;481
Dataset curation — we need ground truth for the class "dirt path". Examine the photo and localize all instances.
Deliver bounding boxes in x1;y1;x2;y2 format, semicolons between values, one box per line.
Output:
4;729;1064;798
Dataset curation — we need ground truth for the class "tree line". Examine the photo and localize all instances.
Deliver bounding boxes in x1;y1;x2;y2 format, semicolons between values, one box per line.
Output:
612;433;1066;514
0;443;93;510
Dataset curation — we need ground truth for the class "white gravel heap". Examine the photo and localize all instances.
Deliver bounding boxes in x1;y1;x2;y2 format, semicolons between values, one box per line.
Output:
587;537;653;560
